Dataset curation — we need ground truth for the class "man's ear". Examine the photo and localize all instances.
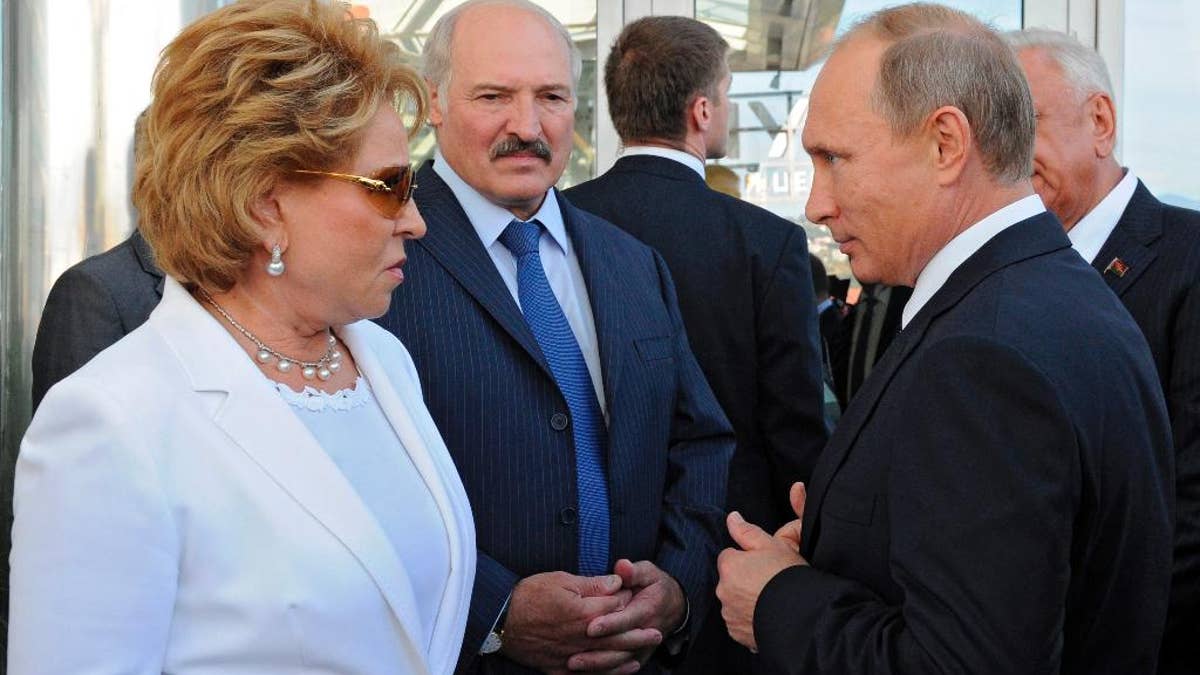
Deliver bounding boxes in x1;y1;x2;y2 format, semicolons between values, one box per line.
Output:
427;78;444;127
689;93;712;135
928;105;971;186
1086;92;1118;159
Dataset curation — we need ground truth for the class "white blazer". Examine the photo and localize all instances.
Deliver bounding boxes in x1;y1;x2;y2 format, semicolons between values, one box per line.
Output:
9;278;475;675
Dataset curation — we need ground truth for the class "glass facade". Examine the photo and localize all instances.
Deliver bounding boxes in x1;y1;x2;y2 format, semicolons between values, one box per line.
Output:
1122;0;1200;208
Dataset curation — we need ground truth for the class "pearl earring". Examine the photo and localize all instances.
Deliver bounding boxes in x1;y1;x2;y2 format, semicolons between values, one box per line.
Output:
266;244;285;277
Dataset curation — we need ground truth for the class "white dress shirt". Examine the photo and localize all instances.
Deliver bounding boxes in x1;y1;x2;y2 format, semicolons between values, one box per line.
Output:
1067;169;1138;265
433;152;606;414
903;195;1046;328
621;145;706;179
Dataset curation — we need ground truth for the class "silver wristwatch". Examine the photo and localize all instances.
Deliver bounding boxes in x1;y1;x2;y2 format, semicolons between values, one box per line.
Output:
480;628;504;655
480;594;512;655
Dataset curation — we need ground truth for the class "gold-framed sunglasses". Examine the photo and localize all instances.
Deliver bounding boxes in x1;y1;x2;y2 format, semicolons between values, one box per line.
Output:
293;164;416;218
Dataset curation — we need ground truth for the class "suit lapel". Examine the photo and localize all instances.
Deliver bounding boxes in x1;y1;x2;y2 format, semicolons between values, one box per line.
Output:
413;164;552;377
1091;181;1162;298
151;280;429;669
802;212;1072;555
559;193;627;405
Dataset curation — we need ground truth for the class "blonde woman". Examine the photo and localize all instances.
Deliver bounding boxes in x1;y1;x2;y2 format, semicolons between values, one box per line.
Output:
9;1;474;673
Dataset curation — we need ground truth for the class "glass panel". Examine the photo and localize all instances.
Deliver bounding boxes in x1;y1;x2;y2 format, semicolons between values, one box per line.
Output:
350;1;598;188
698;0;1022;282
1121;0;1200;208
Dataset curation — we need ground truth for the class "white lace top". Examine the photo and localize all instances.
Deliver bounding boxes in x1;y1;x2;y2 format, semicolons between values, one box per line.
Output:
278;377;451;653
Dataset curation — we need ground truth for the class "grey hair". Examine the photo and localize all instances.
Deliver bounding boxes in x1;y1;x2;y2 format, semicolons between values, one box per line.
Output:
843;3;1035;184
421;0;583;107
1004;28;1114;99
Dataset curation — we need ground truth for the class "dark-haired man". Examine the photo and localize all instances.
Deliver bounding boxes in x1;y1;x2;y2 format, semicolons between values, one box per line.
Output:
566;19;827;671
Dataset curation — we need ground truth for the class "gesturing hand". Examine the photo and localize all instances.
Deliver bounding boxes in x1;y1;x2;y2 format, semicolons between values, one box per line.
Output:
716;482;808;651
501;571;660;673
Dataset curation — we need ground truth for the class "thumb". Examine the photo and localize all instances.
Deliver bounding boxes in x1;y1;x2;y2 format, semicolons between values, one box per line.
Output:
774;520;802;553
727;511;773;551
576;574;622;597
790;482;808;520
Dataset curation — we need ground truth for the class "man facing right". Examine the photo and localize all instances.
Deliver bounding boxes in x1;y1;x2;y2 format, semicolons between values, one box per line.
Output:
1007;29;1200;674
715;4;1175;673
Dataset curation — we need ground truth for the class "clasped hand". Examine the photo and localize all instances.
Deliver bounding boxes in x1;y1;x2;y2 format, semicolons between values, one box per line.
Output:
503;559;685;674
716;482;809;652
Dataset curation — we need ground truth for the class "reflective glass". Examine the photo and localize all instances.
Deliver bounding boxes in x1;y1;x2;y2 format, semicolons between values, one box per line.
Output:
1122;0;1200;208
350;1;598;188
697;0;1022;280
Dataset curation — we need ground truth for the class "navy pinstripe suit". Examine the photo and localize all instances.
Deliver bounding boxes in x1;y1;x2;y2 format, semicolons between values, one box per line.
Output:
375;164;734;674
1089;181;1200;675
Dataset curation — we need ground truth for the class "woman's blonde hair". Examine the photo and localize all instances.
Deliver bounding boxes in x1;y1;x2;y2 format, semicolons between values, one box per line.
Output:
133;0;427;291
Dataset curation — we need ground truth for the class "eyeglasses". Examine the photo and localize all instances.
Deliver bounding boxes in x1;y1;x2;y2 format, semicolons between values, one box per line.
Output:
293;164;416;218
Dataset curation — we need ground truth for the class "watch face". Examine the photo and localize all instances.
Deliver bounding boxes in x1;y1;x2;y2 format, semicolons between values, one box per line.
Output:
480;631;503;655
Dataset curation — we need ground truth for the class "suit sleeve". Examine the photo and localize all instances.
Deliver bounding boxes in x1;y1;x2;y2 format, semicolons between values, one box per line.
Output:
1166;280;1200;645
756;228;829;515
456;551;520;670
650;251;735;643
9;378;179;674
31;266;127;412
754;337;1078;674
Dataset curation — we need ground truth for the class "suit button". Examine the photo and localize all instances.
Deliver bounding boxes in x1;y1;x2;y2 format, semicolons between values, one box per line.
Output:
559;507;577;525
550;412;569;431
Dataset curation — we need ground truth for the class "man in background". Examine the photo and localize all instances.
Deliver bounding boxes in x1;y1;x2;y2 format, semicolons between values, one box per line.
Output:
31;112;162;410
830;282;911;407
1009;28;1200;673
566;18;827;671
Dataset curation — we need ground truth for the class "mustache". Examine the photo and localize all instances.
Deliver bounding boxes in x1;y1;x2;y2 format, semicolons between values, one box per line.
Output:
490;136;552;162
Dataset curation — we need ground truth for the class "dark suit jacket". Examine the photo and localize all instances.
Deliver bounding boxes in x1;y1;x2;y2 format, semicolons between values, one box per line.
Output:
829;284;912;408
753;212;1174;674
31;230;164;411
566;155;828;533
375;164;734;675
1090;181;1200;675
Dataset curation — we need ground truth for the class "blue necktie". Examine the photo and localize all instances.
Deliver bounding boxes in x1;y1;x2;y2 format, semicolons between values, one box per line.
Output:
499;219;610;575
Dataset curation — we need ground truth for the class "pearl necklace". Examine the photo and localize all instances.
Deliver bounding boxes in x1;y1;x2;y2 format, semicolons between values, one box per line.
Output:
197;288;343;381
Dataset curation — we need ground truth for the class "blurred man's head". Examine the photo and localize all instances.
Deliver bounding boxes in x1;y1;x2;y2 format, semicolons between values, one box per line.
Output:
802;3;1034;286
605;16;732;159
1006;28;1123;230
422;0;581;219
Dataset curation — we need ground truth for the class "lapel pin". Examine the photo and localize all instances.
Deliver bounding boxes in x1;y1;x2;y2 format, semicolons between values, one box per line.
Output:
1104;257;1129;278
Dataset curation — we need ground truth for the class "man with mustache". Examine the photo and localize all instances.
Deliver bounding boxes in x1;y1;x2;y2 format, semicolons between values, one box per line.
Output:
375;1;733;674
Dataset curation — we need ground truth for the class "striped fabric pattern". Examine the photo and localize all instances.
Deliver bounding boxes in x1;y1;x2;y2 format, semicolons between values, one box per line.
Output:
498;218;610;575
377;164;733;675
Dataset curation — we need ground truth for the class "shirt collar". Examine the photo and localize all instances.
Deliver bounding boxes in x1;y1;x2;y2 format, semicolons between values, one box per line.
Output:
902;194;1046;328
621;145;706;179
1067;169;1138;265
432;150;569;253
